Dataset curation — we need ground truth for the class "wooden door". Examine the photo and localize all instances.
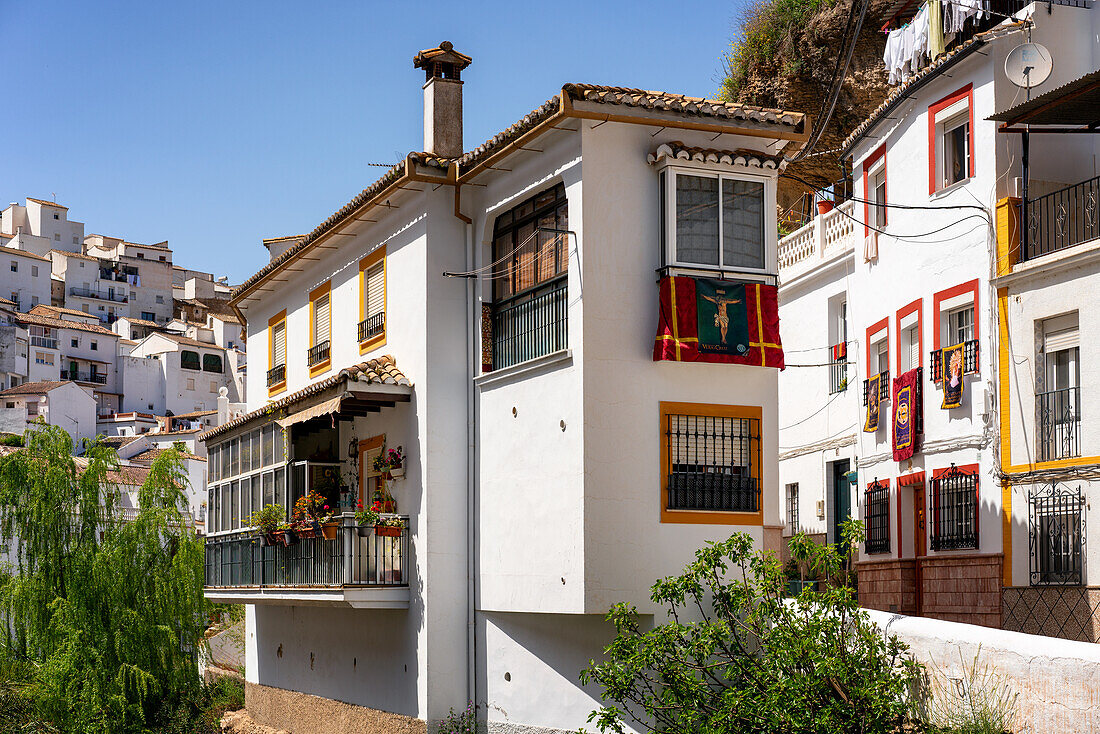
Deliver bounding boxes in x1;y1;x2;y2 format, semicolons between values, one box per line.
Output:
913;486;926;558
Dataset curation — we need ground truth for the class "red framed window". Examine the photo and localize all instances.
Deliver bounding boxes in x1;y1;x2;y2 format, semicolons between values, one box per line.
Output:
861;144;887;235
928;84;975;195
895;299;923;374
929;463;979;551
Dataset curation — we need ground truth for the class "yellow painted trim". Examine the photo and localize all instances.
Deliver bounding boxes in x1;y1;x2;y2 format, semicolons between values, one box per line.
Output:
358;247;387;353
308;281;332;378
995;197;1020;278
267;309;287;398
1004;455;1100;473
659;401;765;526
997;287;1011;468
668;276;681;360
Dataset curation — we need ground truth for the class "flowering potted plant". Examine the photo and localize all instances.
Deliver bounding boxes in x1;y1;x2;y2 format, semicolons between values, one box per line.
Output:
375;514;406;538
248;503;284;546
372;446;406;479
354;501;381;538
292;490;336;539
276;521;298;546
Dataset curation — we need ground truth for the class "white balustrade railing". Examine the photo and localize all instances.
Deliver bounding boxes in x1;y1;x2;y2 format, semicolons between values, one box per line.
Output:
777;201;856;276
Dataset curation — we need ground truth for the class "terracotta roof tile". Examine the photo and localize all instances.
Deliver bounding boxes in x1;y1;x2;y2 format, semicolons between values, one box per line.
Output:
130;447;203;463
199;355;411;442
16;312;116;336
51;249;98;261
171;409;217;419
0;380;68;396
0;247;51;263
26;198;67;209
31;304;98;319
155;333;223;350
647;141;786;170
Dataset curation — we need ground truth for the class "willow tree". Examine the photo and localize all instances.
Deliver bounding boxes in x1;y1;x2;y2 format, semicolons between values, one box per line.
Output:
0;424;207;733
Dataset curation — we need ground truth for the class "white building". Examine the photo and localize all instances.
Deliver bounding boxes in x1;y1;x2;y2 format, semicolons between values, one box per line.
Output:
0;381;97;445
778;0;1100;633
200;42;805;734
0;247;51;312
0;198;85;256
0;298;29;390
130;331;240;415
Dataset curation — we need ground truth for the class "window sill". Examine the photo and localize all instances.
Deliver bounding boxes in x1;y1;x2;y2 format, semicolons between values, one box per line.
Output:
268;382;287;397
309;360;331;378
359;334;387;355
660;507;764;526
474;349;572;388
930;177;972;199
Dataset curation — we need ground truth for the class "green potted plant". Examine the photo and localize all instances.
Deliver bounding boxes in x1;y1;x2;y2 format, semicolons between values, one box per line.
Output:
276;522;298;546
372;445;406;480
354;501;380;538
292;491;332;539
375;514;406;538
248;503;284;546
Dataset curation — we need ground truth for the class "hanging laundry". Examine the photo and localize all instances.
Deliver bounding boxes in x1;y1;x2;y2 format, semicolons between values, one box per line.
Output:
883;26;907;85
910;4;929;71
945;0;987;35
929;0;945;59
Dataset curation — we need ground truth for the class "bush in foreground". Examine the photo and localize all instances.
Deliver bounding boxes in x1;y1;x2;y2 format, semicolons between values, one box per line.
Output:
581;520;919;734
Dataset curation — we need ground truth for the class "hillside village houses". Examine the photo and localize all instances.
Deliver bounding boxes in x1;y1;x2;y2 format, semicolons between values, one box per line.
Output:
199;41;803;734
777;0;1100;639
0;196;246;532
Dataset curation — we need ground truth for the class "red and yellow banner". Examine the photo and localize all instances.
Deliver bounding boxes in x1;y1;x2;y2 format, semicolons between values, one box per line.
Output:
892;368;921;461
653;276;784;369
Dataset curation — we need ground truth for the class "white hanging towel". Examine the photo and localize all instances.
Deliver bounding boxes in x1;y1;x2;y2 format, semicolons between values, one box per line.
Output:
910;5;929;70
883;27;907;84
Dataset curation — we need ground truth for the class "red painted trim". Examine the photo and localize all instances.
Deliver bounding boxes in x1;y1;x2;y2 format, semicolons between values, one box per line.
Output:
931;462;979;479
865;316;890;376
861;143;888;236
932;278;980;353
898;470;926;487
928;83;975;195
896;479;903;558
894;298;923;373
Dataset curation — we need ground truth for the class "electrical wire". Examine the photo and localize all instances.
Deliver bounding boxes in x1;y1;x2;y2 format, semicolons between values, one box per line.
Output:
779;389;847;430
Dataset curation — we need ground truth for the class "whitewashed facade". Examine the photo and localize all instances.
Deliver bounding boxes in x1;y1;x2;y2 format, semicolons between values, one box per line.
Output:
200;43;806;734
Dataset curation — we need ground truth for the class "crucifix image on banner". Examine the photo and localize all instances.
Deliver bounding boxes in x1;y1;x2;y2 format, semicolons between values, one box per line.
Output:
695;279;750;356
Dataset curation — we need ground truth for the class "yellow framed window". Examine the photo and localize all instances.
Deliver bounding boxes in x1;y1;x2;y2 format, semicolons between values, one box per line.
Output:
308;282;331;375
267;309;287;396
359;247;386;351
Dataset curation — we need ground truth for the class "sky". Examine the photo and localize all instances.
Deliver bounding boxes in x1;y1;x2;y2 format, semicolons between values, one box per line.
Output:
0;0;743;285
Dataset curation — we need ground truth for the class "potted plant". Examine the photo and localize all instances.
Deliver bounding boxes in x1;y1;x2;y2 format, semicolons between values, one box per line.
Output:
291;490;331;539
375;514;406;538
248;503;284;546
372;445;406;479
276;522;298;546
354;501;381;537
320;503;340;541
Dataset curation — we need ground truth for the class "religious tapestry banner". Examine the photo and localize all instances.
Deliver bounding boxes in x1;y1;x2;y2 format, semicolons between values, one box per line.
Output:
941;343;965;409
865;373;881;433
653;276;784;369
892;368;921;461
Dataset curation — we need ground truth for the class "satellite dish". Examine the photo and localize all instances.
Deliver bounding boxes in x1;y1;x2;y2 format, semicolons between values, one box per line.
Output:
1005;43;1053;89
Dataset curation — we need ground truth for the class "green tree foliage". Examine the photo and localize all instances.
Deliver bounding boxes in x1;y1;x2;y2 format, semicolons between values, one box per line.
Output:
0;424;208;733
581;521;919;734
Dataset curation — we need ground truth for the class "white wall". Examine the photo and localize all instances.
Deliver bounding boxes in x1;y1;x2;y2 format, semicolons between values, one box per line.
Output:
0;248;52;311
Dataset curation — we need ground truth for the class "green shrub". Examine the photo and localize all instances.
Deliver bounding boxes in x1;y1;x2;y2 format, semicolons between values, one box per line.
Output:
581;520;920;734
0;435;22;448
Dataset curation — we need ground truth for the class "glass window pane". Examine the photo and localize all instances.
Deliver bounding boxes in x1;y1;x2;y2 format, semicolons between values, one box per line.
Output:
240;433;251;474
229;439;239;477
275;469;285;511
262;426;274;467
251;476;261;522
220;484;230;531
231;481;240;530
675;175;719;265
722;179;764;269
263;471;275;507
275;428;285;465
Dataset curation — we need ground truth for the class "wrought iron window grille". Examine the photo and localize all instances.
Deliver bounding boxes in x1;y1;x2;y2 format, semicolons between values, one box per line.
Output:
665;413;760;513
862;370;890;406
929;464;978;551
266;364;286;388
307;340;331;367
865;479;891;554
1029;482;1084;586
929;339;980;383
358;312;385;342
1037;386;1081;462
829;348;848;395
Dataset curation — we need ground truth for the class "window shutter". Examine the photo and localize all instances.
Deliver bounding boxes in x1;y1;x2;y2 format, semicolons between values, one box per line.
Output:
314;294;330;344
1045;328;1079;353
366;262;384;318
272;322;286;366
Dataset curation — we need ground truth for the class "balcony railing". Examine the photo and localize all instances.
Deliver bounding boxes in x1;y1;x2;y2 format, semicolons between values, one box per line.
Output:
29;336;57;349
266;364;285;387
778;201;856;276
61;370;107;385
1024;175;1100;262
307;340;330;367
667;473;759;513
204;518;409;589
358;312;385;342
69;286;127;303
929;339;980;382
491;276;567;371
828;347;848;395
1038;387;1081;462
862;370;890;406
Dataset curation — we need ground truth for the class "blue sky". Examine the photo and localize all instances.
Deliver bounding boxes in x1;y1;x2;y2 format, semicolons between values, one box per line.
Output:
0;0;742;284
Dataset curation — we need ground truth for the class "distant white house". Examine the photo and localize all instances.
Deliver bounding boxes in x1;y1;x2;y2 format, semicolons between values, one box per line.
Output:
0;381;97;445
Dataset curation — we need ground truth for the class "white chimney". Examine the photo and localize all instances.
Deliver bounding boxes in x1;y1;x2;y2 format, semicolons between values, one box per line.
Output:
413;41;472;158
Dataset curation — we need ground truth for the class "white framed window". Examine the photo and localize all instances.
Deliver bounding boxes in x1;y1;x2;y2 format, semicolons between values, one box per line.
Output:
312;290;331;347
661;168;768;271
9;261;16;273
948;306;974;346
30;265;38;277
900;321;920;373
936;99;971;190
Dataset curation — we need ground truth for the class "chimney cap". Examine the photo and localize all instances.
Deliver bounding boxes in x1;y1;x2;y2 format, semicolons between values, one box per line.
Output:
413;41;472;72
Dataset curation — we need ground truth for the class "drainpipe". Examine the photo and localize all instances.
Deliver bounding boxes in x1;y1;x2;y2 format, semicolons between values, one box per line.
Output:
458;176;478;710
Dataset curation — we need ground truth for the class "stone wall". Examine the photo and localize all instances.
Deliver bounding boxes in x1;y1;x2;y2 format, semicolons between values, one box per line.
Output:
867;609;1100;734
856;558;917;614
245;681;426;734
